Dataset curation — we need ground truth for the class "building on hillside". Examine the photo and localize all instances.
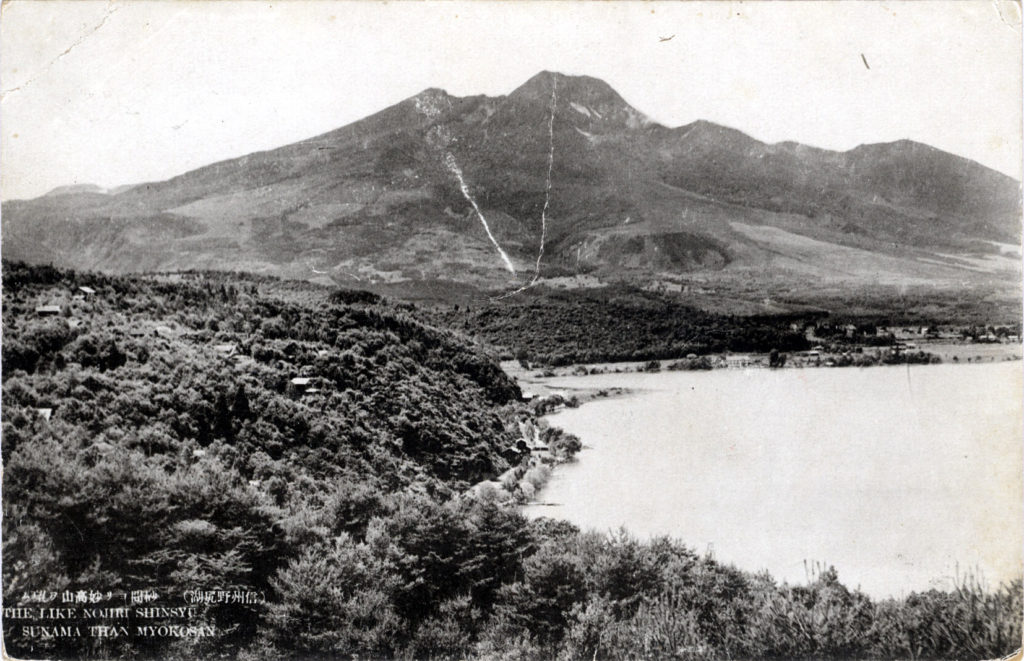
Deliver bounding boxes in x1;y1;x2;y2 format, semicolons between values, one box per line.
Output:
73;286;96;301
290;376;323;396
213;343;237;357
35;305;62;316
725;354;755;368
86;441;114;455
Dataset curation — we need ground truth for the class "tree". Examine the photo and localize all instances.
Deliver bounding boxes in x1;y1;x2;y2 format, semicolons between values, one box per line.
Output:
768;348;787;368
264;538;401;659
232;383;251;420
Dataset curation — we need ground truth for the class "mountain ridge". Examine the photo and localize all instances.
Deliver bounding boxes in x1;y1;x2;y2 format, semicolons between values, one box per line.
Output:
3;71;1020;305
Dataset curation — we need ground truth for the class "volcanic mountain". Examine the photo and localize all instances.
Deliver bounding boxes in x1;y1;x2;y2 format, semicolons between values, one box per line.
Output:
3;71;1020;301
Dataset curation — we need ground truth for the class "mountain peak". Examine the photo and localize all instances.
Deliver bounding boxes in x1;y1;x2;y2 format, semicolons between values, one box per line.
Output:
851;138;935;154
510;71;625;105
675;119;760;149
408;87;456;120
415;87;452;100
507;71;651;130
43;183;107;197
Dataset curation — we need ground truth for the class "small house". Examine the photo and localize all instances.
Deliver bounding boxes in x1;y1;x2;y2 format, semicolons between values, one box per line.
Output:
290;376;321;396
78;286;96;296
35;305;62;316
213;343;237;357
34;408;53;421
725;354;754;368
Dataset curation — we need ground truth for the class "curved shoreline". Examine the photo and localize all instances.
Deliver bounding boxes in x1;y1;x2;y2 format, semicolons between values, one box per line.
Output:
507;360;1024;600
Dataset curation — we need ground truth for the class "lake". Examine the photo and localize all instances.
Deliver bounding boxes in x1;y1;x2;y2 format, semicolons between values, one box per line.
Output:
523;361;1023;598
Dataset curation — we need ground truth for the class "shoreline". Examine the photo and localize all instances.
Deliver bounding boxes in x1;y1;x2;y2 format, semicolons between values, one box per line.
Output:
502;340;1022;381
506;360;1023;599
503;353;1023;512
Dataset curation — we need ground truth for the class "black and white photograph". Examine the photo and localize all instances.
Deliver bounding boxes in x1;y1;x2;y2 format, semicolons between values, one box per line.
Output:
1;1;1022;659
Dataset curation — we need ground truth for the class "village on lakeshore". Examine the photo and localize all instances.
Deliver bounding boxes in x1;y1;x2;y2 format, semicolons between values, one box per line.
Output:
505;318;1022;383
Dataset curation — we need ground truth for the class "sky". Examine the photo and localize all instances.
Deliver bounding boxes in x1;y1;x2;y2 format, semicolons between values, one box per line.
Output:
1;0;1021;201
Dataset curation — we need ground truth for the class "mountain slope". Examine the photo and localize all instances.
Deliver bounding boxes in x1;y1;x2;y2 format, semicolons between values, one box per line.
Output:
2;71;1020;299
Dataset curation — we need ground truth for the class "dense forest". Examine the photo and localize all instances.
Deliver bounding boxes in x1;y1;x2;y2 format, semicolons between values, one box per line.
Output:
2;262;1020;661
426;286;812;366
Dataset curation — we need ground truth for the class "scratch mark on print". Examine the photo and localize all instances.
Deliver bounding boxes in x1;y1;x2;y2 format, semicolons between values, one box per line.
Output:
533;73;558;284
492;73;560;301
2;2;121;98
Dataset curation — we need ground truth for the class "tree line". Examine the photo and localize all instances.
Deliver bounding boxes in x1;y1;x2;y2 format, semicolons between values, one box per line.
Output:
427;285;810;366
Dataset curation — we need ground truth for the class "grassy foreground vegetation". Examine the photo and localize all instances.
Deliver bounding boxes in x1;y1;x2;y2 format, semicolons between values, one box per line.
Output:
2;262;1020;660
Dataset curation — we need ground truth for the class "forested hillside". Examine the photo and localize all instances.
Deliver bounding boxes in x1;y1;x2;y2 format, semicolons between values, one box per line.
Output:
428;285;811;366
1;262;526;658
2;262;1020;661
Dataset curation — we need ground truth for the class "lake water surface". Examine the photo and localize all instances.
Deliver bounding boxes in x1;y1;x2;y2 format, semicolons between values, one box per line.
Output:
523;362;1023;598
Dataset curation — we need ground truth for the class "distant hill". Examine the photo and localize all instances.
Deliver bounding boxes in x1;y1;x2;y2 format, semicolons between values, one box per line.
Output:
41;183;108;197
3;71;1020;304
